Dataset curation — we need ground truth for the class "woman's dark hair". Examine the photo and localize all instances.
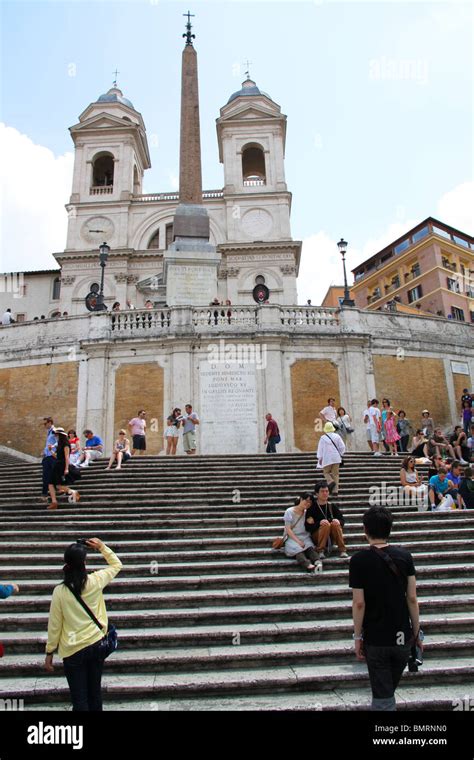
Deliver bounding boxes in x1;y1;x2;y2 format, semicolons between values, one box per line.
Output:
398;410;406;417
415;429;423;436
464;467;472;478
68;429;77;437
63;543;88;597
382;398;390;406
363;507;393;539
294;491;313;505
402;456;415;471
337;407;346;416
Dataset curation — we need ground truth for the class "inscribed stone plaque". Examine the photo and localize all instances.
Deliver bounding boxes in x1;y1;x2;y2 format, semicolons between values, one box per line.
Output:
166;264;216;306
199;362;258;454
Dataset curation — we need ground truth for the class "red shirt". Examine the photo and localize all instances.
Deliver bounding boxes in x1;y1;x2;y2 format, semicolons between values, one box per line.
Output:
266;419;279;437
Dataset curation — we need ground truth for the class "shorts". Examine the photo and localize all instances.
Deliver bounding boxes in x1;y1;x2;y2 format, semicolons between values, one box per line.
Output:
366;428;372;441
183;431;196;452
164;426;177;438
132;435;146;451
87;449;103;461
369;424;380;444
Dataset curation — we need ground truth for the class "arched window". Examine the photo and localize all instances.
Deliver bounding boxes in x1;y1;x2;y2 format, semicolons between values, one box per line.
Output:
92;152;114;187
52;277;61;300
242;145;266;186
148;229;160;249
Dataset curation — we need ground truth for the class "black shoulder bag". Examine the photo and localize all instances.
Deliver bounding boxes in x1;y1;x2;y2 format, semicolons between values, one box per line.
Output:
67;585;118;659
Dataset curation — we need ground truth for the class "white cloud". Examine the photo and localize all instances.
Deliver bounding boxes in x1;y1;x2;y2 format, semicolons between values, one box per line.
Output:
436;182;474;235
298;181;473;305
0;124;73;272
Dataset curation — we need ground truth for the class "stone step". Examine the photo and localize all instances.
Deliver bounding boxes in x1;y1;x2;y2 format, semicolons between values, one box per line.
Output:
2;635;474;677
20;682;473;711
2;594;473;630
1;657;473;702
1;547;473;570
1;523;472;543
1;562;473;586
3;613;473;652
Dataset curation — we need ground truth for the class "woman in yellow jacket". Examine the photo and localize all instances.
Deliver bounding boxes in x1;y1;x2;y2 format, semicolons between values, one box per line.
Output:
44;538;122;711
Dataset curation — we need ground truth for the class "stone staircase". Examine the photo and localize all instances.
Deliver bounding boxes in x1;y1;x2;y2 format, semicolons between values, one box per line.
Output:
0;453;473;711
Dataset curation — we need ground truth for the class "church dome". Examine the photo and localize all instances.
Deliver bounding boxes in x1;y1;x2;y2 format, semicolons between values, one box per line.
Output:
227;78;272;104
96;86;135;110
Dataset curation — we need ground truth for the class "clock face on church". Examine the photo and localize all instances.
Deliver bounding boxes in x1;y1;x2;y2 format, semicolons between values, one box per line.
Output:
81;216;115;245
241;208;273;238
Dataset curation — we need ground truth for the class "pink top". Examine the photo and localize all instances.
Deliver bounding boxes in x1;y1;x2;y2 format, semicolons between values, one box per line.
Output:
129;417;146;436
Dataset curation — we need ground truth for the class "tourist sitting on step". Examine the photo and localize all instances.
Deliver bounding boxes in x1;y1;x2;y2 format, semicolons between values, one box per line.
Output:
410;430;430;461
47;428;81;510
428;428;456;460
44;538;122;711
446;461;464;509
0;582;19;599
305;481;349;559
428;467;456;511
283;493;321;573
105;430;131;470
459;467;474;509
400;457;428;510
78;430;104;467
449;426;471;465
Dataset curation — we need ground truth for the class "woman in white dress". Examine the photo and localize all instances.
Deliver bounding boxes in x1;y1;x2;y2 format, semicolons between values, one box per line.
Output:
283;493;319;572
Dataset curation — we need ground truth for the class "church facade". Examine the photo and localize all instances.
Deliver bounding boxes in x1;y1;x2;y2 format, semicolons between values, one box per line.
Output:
0;31;472;458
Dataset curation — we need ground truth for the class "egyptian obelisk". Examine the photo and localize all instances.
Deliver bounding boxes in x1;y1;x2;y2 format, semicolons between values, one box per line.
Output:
163;12;220;306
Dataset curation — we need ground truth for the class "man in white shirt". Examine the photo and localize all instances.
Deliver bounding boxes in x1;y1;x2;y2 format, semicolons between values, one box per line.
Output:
1;309;15;326
368;398;382;456
317;422;346;495
319;398;338;425
363;400;373;452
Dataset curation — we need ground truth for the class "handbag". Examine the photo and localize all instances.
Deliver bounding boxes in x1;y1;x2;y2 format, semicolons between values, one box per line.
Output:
67;585;117;659
272;512;304;550
325;433;344;466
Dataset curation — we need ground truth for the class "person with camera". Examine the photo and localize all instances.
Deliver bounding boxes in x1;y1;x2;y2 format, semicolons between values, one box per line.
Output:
44;538;122;711
349;506;423;711
305;481;348;559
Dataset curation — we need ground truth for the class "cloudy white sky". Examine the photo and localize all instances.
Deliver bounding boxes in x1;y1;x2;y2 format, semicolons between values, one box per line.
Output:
0;0;472;303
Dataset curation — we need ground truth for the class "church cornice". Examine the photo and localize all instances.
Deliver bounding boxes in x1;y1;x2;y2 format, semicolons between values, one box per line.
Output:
218;240;301;253
54;248;163;263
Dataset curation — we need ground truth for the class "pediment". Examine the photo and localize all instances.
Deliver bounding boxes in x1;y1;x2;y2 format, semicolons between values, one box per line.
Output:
71;112;138;132
220;103;283;123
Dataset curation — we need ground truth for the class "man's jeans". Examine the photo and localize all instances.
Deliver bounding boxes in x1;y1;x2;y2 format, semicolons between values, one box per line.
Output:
42;456;55;496
364;644;411;711
63;640;105;711
266;436;279;453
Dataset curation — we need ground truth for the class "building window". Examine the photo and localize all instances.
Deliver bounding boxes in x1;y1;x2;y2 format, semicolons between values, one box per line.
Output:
470;311;474;323
452;234;470;249
391;275;400;289
242;144;266;185
148;229;160;249
165;224;174;248
432;225;451;240
16;313;26;322
447;277;460;293
412;226;429;243
408;285;423;303
394;238;410;255
411;263;421;278
451;306;465;322
52;277;61;300
92;152;114;187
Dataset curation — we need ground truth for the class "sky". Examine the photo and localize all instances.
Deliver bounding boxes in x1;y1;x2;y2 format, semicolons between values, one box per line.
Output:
0;0;473;304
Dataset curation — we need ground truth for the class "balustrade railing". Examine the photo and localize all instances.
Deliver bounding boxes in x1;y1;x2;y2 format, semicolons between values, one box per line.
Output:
108;305;339;334
133;189;224;202
90;186;113;195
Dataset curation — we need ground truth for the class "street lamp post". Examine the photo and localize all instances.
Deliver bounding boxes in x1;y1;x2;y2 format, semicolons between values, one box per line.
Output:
96;242;110;311
337;237;355;307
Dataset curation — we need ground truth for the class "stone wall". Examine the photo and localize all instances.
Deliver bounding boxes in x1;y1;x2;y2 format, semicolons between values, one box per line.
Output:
373;356;450;430
0;362;79;456
113;363;164;454
290;359;340;452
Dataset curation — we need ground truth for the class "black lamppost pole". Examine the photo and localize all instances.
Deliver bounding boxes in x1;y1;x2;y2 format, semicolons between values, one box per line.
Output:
337;237;355;307
97;242;110;311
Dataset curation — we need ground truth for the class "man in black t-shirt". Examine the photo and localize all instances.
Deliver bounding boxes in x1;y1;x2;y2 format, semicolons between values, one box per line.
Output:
349;507;423;711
